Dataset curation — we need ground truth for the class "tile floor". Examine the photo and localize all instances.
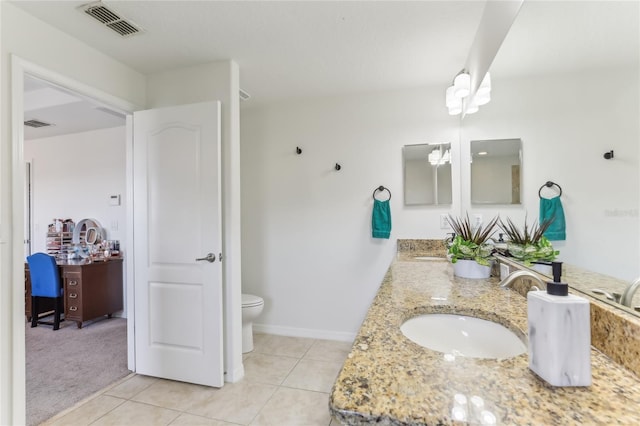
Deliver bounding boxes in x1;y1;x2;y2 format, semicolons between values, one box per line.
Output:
43;334;352;426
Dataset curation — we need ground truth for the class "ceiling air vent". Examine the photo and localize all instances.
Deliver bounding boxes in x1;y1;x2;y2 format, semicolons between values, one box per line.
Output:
24;119;53;128
81;2;144;37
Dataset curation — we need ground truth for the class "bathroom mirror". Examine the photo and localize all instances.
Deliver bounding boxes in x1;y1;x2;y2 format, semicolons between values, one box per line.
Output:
403;143;452;206
470;138;521;205
464;2;639;314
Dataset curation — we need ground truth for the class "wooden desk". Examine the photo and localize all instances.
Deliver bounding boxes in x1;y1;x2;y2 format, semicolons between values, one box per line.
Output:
25;258;124;328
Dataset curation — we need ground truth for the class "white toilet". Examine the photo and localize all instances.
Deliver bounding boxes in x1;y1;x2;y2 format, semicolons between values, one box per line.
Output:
241;293;264;353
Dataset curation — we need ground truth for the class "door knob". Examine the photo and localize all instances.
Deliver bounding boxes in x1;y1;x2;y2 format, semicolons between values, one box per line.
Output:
195;253;216;263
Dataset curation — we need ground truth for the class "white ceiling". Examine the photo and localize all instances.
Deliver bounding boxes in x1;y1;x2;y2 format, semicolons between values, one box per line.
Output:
14;0;638;140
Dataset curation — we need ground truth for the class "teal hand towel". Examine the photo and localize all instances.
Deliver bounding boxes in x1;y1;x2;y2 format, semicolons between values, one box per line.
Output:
540;196;566;241
372;199;391;239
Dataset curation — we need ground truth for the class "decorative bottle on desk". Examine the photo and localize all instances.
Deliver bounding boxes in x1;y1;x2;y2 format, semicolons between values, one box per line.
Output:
527;262;591;386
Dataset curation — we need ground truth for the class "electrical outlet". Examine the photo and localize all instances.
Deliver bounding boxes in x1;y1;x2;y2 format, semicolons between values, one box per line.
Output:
440;214;451;230
473;214;483;228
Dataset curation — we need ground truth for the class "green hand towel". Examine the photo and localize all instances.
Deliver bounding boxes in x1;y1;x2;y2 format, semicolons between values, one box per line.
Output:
540;196;566;241
372;199;391;239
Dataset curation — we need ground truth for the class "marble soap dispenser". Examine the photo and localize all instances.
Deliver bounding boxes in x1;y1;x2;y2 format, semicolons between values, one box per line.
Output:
527;262;591;386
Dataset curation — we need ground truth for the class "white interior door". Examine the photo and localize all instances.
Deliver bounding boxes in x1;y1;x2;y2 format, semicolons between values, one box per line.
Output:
133;101;223;387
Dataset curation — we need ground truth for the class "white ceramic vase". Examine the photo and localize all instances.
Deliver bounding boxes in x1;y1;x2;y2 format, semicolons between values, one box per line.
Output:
453;259;492;279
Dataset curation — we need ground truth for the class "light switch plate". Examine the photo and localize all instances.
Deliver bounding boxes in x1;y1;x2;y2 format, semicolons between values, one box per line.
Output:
440;214;451;230
109;194;121;206
473;214;483;228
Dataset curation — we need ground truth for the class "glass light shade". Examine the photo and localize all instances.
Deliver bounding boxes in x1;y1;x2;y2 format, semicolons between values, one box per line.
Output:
465;99;479;114
475;72;491;105
477;72;491;94
475;91;491;106
442;149;451;164
453;72;471;98
446;86;457;108
448;105;462;115
428;148;441;165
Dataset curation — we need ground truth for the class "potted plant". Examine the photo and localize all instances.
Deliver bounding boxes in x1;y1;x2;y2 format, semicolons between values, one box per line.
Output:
446;214;499;279
499;216;559;270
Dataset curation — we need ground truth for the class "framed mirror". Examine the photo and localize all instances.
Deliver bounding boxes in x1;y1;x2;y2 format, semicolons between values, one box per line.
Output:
470;138;522;205
403;143;452;206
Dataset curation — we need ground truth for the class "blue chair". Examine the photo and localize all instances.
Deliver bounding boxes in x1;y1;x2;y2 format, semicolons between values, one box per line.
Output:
27;253;64;330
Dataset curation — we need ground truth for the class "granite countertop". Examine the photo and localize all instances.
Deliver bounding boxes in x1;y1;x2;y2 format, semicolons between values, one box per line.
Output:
329;256;640;425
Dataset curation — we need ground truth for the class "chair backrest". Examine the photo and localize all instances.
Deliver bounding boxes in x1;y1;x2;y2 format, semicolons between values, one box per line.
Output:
27;253;62;298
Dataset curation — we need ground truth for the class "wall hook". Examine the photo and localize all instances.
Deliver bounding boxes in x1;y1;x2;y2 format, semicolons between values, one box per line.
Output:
604;150;614;160
335;163;342;171
296;147;302;155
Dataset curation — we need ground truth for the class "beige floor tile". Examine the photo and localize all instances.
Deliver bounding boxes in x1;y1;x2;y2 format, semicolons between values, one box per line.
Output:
304;340;353;363
104;374;158;399
170;413;239;425
252;333;269;348
282;359;342;393
131;378;219;411
253;334;315;358
91;400;181;426
243;353;299;385
185;380;277;425
45;395;125;426
249;387;331;426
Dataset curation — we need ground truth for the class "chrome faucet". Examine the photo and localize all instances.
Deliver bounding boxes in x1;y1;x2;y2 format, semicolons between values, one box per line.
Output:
620;277;640;307
499;270;546;292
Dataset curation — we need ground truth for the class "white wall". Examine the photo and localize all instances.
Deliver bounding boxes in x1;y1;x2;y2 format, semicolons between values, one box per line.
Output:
241;86;460;340
1;4;145;424
462;67;639;281
471;155;519;204
146;61;244;382
24;126;126;255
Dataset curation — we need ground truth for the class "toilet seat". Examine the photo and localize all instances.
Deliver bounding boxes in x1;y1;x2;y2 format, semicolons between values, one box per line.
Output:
242;294;264;308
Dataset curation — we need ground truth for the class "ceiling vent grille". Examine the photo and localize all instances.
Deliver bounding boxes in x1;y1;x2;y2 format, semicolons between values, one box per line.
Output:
24;119;53;128
82;2;144;37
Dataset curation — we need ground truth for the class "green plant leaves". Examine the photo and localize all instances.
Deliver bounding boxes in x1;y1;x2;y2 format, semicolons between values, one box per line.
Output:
446;214;498;266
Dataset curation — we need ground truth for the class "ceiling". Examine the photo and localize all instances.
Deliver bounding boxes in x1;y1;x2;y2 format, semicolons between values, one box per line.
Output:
14;0;638;140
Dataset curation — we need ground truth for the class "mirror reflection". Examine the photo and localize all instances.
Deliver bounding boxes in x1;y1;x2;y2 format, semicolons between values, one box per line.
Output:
466;1;639;314
471;138;522;205
403;143;452;206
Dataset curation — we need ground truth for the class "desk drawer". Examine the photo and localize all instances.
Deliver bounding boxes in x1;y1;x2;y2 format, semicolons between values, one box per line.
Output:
64;273;83;320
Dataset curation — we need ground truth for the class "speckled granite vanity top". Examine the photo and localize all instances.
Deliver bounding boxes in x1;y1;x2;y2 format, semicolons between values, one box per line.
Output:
329;256;640;425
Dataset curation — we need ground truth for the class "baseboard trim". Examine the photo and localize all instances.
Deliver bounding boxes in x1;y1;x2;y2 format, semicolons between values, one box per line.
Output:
253;324;356;342
225;364;245;383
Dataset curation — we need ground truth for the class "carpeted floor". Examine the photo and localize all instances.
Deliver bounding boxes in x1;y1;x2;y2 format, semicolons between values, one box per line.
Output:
26;317;130;426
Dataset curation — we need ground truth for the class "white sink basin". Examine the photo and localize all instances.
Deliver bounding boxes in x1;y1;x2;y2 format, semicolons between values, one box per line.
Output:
400;314;526;359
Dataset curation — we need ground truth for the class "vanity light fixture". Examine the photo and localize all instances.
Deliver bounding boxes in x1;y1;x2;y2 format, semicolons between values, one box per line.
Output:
445;71;491;115
465;99;479;114
475;72;492;106
428;148;451;166
478;151;488;156
453;72;471;98
446;86;462;115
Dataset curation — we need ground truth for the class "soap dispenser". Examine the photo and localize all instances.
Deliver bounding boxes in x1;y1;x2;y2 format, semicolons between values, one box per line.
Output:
527;262;591;386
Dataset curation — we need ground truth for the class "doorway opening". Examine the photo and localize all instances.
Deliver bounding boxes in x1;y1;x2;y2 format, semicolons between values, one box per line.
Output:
10;56;138;425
